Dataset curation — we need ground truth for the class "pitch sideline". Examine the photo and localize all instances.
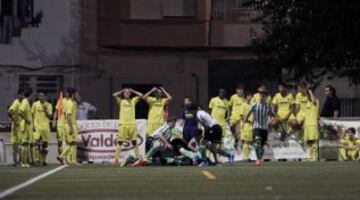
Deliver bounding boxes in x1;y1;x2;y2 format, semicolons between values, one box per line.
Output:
0;165;68;199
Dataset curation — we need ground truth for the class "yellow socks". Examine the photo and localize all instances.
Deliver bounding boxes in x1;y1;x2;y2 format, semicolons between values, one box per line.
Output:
115;144;122;161
242;142;250;160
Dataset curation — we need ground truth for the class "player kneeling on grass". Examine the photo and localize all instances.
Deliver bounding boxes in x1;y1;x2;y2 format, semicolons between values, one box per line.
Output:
244;90;276;166
112;87;143;166
303;89;319;162
133;117;202;166
188;106;235;166
57;88;81;165
339;128;360;161
32;92;53;166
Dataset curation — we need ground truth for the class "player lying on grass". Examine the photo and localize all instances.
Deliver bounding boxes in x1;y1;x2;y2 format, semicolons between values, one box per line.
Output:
338;127;360;161
188;106;235;166
132;117;202;167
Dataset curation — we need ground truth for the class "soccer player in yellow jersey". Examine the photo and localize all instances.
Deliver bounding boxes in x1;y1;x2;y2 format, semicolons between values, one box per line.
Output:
112;87;143;166
32;92;53;166
346;128;360;161
8;89;25;166
209;88;230;138
53;92;68;156
250;83;272;104
289;82;309;128
18;88;33;167
303;89;319;161
272;83;294;140
58;88;80;165
144;86;172;137
239;93;253;161
229;84;245;147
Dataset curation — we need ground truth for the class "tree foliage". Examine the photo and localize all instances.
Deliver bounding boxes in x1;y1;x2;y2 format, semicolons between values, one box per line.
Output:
246;0;360;86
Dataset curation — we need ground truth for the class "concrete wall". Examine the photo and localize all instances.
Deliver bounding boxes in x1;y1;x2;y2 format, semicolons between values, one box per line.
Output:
0;0;80;68
78;51;209;119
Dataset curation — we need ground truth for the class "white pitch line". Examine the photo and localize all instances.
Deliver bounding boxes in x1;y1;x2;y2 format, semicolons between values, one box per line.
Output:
0;165;68;199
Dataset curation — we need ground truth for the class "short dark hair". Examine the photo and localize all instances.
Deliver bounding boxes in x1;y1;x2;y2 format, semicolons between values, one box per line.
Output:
347;127;356;134
18;88;25;95
67;87;77;97
298;82;307;88
167;116;177;123
236;84;244;89
184;96;192;101
325;85;336;96
24;88;33;97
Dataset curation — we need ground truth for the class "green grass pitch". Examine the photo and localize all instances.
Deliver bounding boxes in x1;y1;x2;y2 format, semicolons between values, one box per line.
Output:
1;162;360;200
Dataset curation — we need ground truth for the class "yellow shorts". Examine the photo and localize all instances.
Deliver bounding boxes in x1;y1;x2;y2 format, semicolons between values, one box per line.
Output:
34;128;51;142
119;124;137;141
57;126;67;141
21;124;33;144
11;123;21;143
229;115;241;126
304;125;319;141
146;122;163;137
240;123;253;142
66;125;78;143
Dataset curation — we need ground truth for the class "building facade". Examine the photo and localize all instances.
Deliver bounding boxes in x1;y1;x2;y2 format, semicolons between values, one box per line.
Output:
1;0;359;121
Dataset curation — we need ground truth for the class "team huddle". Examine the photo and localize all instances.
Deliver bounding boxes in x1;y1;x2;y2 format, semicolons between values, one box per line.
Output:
7;82;359;168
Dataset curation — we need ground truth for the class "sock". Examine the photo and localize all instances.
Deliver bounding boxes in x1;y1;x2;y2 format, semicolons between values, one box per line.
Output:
179;148;196;159
133;145;140;158
42;150;48;163
12;143;19;164
61;145;71;158
311;142;318;161
217;148;230;157
255;142;264;160
70;145;77;163
146;146;160;158
306;143;312;160
242;142;250;160
339;148;347;161
58;140;63;155
199;145;207;160
22;145;28;164
115;144;121;161
35;145;40;162
165;157;175;164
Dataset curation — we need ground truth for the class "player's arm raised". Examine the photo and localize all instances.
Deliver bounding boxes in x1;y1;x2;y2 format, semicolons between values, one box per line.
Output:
143;87;157;101
129;88;144;98
159;86;172;101
112;89;125;98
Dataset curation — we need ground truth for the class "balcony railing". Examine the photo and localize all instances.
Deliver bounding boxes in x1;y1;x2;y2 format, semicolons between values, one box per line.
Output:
211;8;259;23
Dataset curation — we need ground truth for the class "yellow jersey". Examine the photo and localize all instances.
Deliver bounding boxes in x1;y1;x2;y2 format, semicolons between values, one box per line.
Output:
8;99;21;123
295;93;308;114
250;93;272;105
272;93;294;120
304;99;319;126
19;98;33;130
229;94;244;117
147;97;169;124
239;102;253;129
65;99;78;126
117;97;140;125
209;97;229;124
32;101;53;130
